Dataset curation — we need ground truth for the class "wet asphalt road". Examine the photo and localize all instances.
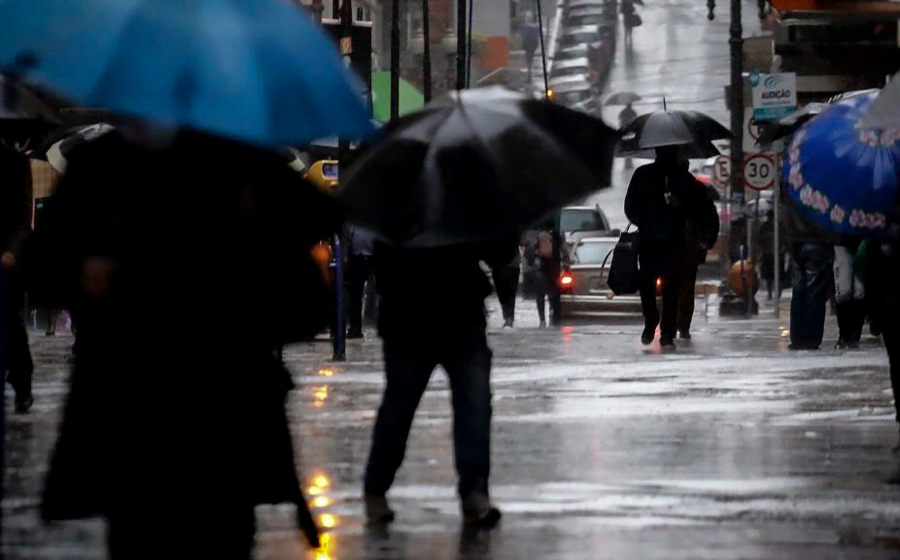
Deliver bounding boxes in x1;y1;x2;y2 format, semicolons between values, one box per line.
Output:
4;295;900;559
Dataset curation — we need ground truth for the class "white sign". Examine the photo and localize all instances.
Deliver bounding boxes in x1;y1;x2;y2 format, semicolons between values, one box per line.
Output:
743;153;776;191
750;72;797;121
713;155;731;188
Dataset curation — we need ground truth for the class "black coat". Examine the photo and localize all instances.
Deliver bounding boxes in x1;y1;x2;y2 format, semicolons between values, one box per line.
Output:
0;148;33;260
29;132;340;526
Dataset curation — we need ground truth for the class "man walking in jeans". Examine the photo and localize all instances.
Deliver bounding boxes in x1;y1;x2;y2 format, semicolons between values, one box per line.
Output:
785;198;837;350
1;148;34;413
363;240;514;527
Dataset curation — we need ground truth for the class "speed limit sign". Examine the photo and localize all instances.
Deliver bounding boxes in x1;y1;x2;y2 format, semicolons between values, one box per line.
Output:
743;153;776;191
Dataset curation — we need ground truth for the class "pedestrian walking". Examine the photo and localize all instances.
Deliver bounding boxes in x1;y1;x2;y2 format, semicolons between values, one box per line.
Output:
833;235;866;349
492;237;523;327
363;240;514;527
1;147;34;413
625;146;708;348
525;228;564;327
758;209;786;301
676;183;719;340
619;103;638;169
347;223;375;339
784;195;837;350
29;130;332;558
521;15;539;85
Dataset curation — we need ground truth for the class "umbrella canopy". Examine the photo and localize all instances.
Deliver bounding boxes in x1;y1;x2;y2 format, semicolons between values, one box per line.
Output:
38;123;115;173
858;74;900;130
371;72;424;123
604;92;641;106
784;92;900;237
0;0;374;149
1;74;60;153
339;87;620;248
756;103;826;147
617;109;731;157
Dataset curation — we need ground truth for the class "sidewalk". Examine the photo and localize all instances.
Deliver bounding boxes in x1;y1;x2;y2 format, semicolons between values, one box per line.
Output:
3;303;900;559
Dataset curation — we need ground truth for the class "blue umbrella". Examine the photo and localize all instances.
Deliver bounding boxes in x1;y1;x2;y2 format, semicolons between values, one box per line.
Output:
784;92;900;237
0;0;373;148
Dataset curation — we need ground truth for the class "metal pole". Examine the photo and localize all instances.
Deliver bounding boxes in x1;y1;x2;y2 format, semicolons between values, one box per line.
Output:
391;0;401;118
535;0;550;97
332;233;346;361
422;0;433;101
466;0;474;87
729;0;743;283
456;0;466;90
773;149;781;318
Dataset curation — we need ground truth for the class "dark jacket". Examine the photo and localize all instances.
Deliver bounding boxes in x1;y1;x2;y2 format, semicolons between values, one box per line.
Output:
0;148;33;260
624;161;709;249
29;131;340;525
375;240;516;337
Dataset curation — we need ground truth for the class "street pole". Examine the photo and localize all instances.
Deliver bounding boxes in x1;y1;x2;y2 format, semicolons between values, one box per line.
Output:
773;142;782;318
422;0;432;101
466;0;474;87
729;0;745;314
457;0;466;90
535;0;550;97
391;0;400;118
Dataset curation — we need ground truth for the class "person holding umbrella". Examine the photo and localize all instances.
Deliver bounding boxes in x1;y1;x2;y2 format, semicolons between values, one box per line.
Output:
340;87;619;525
0;146;34;413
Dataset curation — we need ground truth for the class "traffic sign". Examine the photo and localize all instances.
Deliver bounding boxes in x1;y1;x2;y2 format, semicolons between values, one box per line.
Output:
713;155;730;188
743;153;776;191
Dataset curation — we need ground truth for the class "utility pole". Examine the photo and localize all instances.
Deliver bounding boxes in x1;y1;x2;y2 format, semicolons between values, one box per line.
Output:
422;0;432;101
456;0;466;90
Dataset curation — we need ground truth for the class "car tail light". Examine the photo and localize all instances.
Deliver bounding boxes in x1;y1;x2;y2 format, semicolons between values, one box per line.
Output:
560;271;574;290
655;277;663;295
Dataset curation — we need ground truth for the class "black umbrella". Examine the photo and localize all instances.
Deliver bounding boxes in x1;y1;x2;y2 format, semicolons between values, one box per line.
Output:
755;103;826;147
1;73;59;153
617;108;731;158
32;123;115;172
339;86;619;248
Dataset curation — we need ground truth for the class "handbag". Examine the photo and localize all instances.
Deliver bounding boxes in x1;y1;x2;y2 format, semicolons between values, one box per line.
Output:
605;224;641;295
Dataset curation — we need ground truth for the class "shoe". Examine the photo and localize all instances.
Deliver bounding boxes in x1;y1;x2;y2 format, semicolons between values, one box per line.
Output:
503;319;514;328
539;320;546;328
835;339;850;350
659;336;675;349
14;393;33;414
641;324;656;345
789;342;818;351
347;330;364;340
364;494;395;524
460;485;501;528
678;330;691;340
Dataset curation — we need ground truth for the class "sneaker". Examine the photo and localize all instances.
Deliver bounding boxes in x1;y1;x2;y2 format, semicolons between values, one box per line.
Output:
659;336;676;349
678;330;691;340
641;325;656;345
539;320;546;328
14;393;34;414
502;319;514;328
460;485;501;528
364;494;395;524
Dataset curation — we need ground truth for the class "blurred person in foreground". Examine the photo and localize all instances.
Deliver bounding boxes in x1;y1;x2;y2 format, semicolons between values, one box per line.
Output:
27;127;334;558
525;225;566;327
625;146;709;348
676;181;719;340
363;239;516;527
0;147;34;413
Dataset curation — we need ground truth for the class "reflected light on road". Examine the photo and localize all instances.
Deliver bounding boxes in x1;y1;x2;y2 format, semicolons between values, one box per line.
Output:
314;386;329;407
313;474;330;489
319;513;338;529
315;533;334;560
318;368;335;377
312;496;331;508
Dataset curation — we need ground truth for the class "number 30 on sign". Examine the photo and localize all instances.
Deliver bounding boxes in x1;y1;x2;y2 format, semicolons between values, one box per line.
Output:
743;153;776;191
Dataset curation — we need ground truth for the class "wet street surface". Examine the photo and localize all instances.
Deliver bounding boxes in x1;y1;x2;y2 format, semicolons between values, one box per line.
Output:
4;297;900;559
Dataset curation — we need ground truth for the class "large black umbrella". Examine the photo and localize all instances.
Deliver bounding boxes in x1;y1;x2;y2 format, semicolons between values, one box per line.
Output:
618;109;731;158
1;74;59;153
339;87;620;248
755;103;826;148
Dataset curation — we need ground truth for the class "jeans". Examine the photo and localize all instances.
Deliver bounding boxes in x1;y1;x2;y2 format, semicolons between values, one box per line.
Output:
492;266;520;323
534;260;560;325
348;254;373;335
677;249;702;333
790;243;834;348
364;327;493;497
1;270;33;400
639;246;682;339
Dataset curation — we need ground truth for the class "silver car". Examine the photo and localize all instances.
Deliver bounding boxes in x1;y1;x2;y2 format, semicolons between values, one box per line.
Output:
560;237;652;316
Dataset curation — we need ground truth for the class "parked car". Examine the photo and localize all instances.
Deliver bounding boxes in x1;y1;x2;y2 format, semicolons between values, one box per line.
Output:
559;236;653;317
560;205;611;243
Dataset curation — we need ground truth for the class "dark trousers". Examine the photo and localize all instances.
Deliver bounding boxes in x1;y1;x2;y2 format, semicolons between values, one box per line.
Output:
639;247;682;339
790;243;833;348
492;266;520;323
365;327;493;497
348;254;373;335
535;260;560;325
677;251;701;333
882;311;900;424
1;271;33;399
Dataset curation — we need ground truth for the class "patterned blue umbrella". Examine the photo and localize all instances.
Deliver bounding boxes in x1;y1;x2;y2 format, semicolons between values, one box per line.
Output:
784;92;900;237
0;0;373;149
